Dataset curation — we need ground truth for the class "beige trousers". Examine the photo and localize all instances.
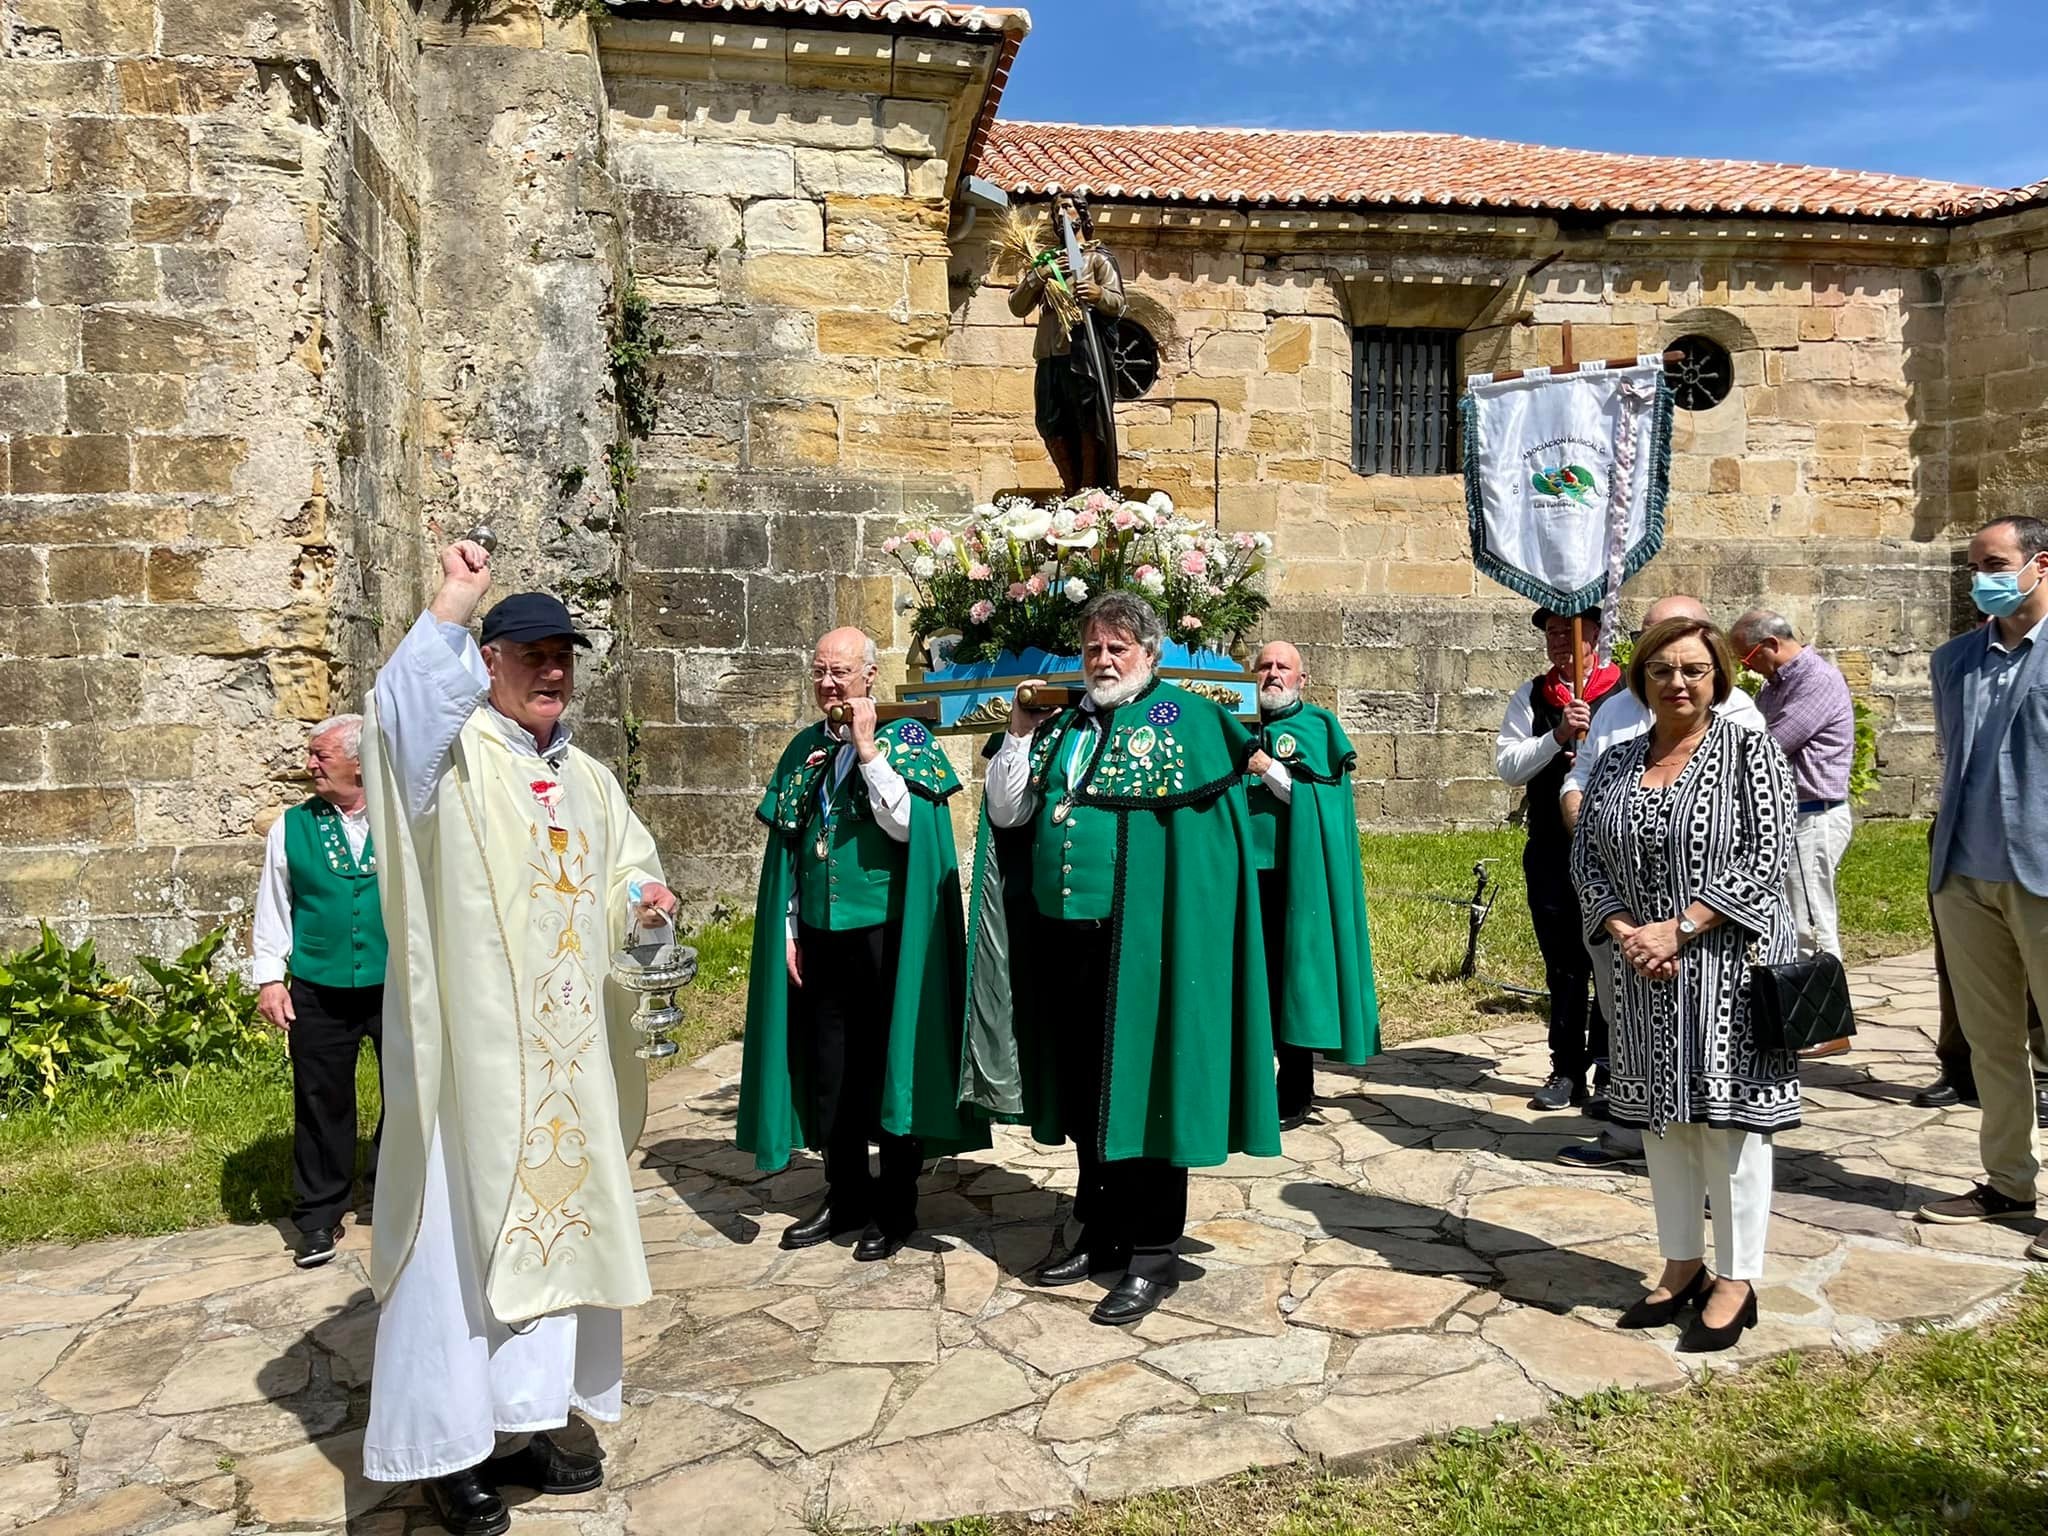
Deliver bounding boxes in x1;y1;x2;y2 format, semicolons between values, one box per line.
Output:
1931;875;2048;1202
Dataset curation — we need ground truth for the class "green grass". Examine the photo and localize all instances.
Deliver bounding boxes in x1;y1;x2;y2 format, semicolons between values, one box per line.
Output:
1361;818;1933;1044
0;825;1930;1249
922;1279;2048;1536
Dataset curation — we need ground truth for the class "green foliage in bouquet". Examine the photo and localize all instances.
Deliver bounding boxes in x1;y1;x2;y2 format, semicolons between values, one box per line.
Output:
0;925;274;1103
884;490;1272;665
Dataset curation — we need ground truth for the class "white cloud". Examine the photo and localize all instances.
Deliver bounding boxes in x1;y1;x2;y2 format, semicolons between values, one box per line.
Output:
1162;0;1985;76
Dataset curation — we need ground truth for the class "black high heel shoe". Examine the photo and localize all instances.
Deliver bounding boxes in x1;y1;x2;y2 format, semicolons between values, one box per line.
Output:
1615;1265;1711;1329
1677;1282;1759;1353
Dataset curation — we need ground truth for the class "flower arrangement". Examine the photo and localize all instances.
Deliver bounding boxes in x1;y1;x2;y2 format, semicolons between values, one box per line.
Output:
883;490;1273;666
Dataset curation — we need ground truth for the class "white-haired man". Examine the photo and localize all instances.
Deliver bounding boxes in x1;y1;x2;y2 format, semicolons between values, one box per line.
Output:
253;713;387;1270
965;591;1280;1326
737;626;979;1261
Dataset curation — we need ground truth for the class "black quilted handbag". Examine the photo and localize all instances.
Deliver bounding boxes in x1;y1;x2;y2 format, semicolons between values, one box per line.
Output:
1750;952;1857;1053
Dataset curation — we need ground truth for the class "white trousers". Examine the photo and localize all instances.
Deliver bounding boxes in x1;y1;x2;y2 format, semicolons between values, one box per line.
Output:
1641;1122;1773;1280
1787;803;1853;961
361;1126;624;1483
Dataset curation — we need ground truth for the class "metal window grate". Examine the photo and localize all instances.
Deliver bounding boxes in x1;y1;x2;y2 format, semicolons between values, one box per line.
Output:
1352;326;1460;477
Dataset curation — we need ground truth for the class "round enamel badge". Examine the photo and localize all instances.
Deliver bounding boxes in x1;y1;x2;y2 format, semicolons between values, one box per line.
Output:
1147;700;1180;726
1274;733;1298;760
1127;725;1157;758
898;720;929;748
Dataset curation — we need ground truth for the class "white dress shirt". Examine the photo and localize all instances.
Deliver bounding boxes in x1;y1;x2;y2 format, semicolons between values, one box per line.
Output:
1496;679;1567;787
1560;685;1766;802
251;801;371;985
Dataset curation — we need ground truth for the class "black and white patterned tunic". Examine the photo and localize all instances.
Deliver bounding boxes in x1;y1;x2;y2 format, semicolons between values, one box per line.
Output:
1571;711;1801;1134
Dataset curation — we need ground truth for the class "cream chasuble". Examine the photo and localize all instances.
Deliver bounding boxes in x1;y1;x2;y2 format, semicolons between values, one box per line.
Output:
364;638;657;1321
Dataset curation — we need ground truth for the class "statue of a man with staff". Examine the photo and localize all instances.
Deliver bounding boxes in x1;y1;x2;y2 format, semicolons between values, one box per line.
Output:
1008;192;1125;493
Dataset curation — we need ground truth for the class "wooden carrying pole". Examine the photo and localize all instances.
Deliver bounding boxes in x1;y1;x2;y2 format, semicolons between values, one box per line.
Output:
1485;346;1685;386
1013;683;1080;710
824;700;940;726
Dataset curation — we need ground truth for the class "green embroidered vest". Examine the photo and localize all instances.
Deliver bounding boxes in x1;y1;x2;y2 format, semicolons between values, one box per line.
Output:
283;798;387;988
794;751;907;931
1029;722;1117;921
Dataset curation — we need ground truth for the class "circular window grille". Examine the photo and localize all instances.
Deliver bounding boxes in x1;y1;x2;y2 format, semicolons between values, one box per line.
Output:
1107;320;1160;401
1664;334;1735;411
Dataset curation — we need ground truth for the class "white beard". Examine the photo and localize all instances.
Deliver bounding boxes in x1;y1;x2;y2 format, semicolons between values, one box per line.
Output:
1259;685;1300;716
1088;663;1155;710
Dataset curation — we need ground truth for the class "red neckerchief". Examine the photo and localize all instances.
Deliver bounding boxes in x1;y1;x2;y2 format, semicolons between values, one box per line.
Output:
1541;662;1621;711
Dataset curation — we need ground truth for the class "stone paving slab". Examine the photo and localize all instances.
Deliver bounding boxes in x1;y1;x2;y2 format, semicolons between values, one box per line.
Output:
3;949;2039;1534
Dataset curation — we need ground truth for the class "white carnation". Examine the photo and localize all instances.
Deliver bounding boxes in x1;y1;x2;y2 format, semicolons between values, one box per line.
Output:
1139;568;1166;596
1063;577;1089;604
911;554;937;579
1146;491;1174;516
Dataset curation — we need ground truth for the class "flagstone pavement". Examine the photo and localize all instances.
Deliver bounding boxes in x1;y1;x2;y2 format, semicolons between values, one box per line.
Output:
5;949;2042;1535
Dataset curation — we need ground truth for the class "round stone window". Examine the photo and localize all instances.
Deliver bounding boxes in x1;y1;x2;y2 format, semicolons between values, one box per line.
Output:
1664;334;1735;411
1107;320;1160;401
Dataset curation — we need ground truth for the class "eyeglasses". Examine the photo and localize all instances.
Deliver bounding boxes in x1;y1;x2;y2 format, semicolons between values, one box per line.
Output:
810;666;861;683
1644;662;1716;685
1739;641;1770;670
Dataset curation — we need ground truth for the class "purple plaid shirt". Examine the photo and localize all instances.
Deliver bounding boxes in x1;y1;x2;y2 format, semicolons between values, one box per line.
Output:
1758;646;1855;803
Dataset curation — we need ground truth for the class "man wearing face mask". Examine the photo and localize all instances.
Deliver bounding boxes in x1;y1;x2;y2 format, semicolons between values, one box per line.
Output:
964;591;1279;1325
1916;514;2048;1258
358;542;677;1535
737;627;978;1262
1245;640;1380;1124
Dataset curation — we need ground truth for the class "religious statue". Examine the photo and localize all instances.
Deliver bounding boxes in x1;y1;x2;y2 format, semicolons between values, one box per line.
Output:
1008;193;1125;493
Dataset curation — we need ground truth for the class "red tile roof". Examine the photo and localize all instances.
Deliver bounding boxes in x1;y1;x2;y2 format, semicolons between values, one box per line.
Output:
639;0;1028;33
1964;176;2048;218
980;121;2006;223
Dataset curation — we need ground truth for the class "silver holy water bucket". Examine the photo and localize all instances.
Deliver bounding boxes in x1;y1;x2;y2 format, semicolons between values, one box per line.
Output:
609;936;698;1061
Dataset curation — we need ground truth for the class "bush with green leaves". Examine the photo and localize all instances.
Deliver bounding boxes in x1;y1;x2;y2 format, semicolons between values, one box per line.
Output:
0;925;276;1103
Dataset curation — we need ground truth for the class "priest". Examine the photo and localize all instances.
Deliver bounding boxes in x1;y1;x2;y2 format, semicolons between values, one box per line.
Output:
738;627;979;1262
359;540;675;1536
964;591;1280;1326
1245;641;1381;1123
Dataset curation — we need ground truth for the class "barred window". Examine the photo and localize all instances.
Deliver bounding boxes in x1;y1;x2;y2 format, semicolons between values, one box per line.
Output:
1351;326;1460;477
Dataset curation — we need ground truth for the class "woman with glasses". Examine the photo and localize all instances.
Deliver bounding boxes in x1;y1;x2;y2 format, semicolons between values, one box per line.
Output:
1570;616;1800;1352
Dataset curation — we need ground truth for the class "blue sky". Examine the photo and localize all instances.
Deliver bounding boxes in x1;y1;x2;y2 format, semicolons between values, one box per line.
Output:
998;0;2048;192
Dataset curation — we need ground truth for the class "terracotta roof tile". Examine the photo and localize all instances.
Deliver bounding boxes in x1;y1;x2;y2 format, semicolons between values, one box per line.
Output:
639;0;1028;32
1962;176;2048;218
982;121;2002;223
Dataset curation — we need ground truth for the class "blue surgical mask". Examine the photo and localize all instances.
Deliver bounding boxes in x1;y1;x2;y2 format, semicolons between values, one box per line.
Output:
1972;562;2043;619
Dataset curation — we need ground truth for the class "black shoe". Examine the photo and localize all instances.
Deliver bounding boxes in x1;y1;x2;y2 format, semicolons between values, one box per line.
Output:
1582;1092;1612;1122
853;1224;911;1263
293;1226;341;1269
1091;1273;1177;1327
780;1200;864;1251
488;1431;604;1496
1529;1072;1585;1111
1556;1139;1644;1171
2038;1091;2048;1131
1676;1283;1758;1354
1918;1181;2038;1224
1035;1245;1129;1287
1616;1265;1711;1329
1913;1074;1978;1109
424;1468;509;1536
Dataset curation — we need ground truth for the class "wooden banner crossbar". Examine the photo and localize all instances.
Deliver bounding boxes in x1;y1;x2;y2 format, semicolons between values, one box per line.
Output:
1479;348;1685;386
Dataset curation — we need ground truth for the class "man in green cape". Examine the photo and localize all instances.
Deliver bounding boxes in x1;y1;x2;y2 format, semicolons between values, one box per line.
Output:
964;592;1280;1326
738;627;978;1262
1246;641;1381;1123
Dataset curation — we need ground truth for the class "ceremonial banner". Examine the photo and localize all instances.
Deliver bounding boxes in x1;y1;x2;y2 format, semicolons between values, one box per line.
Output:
1462;358;1673;650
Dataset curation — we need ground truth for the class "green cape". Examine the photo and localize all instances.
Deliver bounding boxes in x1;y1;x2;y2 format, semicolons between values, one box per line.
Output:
736;717;985;1172
960;679;1282;1166
1250;701;1381;1063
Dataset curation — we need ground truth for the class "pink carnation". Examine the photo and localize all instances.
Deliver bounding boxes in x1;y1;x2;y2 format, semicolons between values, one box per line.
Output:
1111;509;1138;531
1234;531;1256;550
1180;615;1203;630
1179;551;1208;576
969;600;995;624
968;563;992;581
1133;563;1158;580
927;526;949;545
1073;508;1097;530
1026;573;1049;596
882;536;903;554
1084;490;1113;514
1007;581;1030;600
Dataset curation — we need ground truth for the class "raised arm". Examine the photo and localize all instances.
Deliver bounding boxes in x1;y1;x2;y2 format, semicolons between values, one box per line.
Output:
371;541;493;820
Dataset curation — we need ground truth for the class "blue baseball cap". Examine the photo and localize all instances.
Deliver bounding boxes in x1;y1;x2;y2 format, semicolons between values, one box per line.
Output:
478;592;591;648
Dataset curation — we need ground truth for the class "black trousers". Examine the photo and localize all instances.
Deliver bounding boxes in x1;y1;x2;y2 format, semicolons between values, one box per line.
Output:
792;920;922;1237
1052;918;1188;1280
1259;868;1317;1115
289;979;384;1234
1525;854;1607;1082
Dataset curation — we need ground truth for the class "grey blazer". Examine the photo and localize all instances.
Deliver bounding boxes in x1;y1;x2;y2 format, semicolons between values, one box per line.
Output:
1929;617;2048;897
